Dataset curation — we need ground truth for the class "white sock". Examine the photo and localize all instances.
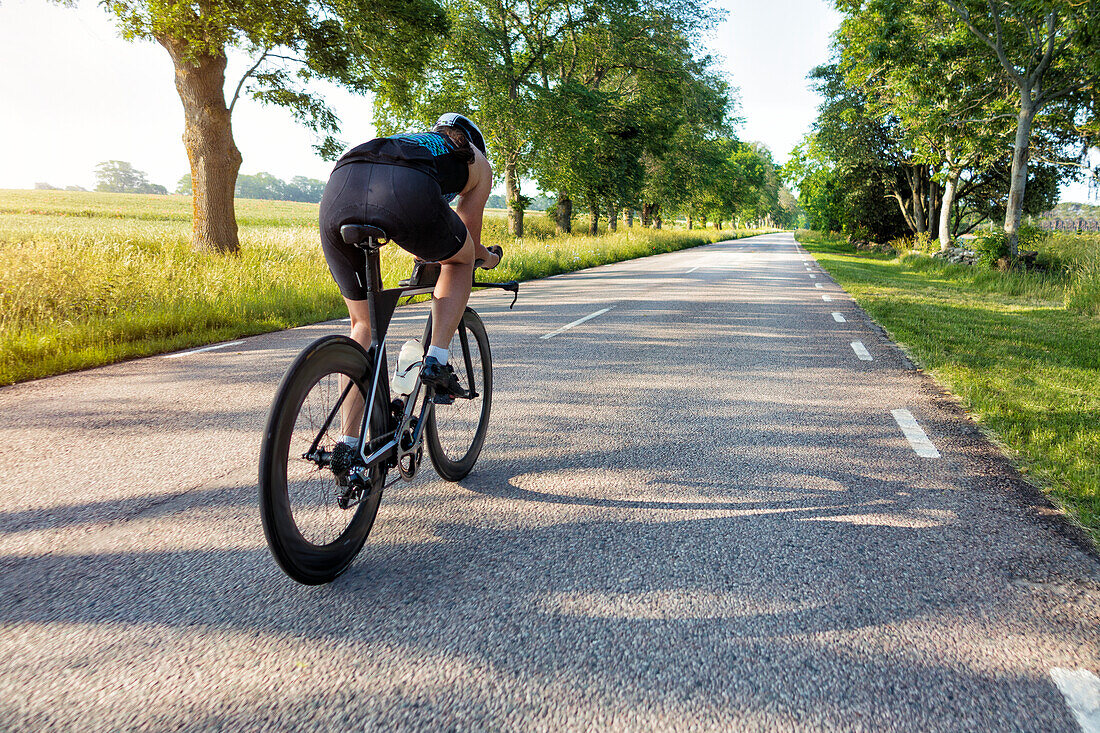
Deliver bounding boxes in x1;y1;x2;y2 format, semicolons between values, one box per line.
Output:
340;435;359;447
427;345;449;364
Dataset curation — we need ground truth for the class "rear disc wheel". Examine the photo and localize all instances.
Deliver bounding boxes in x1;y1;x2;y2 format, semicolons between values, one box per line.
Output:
259;336;389;585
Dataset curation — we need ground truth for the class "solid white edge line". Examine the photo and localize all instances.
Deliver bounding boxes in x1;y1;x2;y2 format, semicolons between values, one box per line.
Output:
1051;668;1100;733
540;307;614;340
891;409;941;459
850;341;873;361
163;341;245;359
832;312;847;322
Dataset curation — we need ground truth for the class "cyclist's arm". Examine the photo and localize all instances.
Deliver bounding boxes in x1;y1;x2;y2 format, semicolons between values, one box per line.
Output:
455;151;492;249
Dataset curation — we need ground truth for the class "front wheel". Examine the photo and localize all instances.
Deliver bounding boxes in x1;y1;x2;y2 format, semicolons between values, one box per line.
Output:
259;336;390;585
426;309;493;481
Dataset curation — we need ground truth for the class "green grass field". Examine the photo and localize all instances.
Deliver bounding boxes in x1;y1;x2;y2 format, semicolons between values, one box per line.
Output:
0;189;771;386
795;229;1100;544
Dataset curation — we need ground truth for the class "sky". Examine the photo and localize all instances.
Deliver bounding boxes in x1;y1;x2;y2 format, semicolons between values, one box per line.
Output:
0;0;1093;202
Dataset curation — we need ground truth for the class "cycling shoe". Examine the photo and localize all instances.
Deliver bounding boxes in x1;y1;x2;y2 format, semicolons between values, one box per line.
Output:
420;356;463;404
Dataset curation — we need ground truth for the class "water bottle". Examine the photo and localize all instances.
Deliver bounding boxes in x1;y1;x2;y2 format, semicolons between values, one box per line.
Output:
391;339;423;397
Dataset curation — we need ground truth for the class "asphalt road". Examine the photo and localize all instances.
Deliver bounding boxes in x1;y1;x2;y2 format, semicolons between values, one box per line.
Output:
1;232;1097;731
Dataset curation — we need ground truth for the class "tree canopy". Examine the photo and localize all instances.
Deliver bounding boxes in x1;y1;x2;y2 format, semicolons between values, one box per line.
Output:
94;160;168;195
86;0;448;252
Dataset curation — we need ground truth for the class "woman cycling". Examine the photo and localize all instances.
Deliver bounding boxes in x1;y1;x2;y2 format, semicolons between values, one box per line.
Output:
318;113;501;455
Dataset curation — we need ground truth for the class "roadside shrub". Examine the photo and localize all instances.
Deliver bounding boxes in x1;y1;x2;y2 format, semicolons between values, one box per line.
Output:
971;230;1010;266
914;231;938;253
972;224;1049;267
844;223;874;243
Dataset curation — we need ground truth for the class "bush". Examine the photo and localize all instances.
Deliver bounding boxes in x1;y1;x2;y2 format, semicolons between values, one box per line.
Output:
972;224;1049;267
972;230;1011;267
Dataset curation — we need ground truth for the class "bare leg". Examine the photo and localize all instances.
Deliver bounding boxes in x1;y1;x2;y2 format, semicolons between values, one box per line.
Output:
430;236;501;350
340;296;372;440
430;237;476;350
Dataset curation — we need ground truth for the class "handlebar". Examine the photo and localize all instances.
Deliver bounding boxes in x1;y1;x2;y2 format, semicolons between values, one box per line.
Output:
472;277;519;309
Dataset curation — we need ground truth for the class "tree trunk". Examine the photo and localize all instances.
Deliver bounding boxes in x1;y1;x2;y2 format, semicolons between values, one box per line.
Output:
641;203;652;227
686;213;692;229
909;166;927;234
1005;98;1038;257
928;176;941;240
505;152;523;238
588;197;599;235
608;204;618;231
626;209;634;227
939;169;960;251
160;38;241;254
555;191;572;234
653;205;662;229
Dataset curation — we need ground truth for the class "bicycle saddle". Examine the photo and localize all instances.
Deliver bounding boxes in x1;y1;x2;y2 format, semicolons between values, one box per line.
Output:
340;224;389;248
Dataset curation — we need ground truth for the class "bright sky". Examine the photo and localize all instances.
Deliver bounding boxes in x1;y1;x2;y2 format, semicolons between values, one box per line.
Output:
0;0;1092;201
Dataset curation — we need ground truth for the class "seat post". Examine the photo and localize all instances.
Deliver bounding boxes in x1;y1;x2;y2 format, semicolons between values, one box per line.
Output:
364;242;384;294
364;243;385;350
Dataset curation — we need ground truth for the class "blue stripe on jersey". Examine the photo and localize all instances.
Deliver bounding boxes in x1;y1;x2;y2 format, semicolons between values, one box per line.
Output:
392;132;449;156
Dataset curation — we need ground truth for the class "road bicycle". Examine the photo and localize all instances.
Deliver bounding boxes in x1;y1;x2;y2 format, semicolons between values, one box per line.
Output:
258;223;518;585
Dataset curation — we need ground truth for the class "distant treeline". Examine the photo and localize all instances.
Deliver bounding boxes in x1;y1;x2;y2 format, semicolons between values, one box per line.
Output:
177;172;326;203
1047;202;1100;220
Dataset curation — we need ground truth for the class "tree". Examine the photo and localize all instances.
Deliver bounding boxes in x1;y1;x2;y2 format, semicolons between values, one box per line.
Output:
374;0;591;237
836;0;1014;248
937;0;1100;255
87;0;447;253
375;0;721;238
94;160;167;194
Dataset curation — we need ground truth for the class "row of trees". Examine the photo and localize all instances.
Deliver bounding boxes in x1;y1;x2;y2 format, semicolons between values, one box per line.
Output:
177;172;325;202
785;0;1099;254
374;0;794;235
83;0;793;252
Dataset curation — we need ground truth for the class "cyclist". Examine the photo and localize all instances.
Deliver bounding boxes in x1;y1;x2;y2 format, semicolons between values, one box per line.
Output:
319;113;501;456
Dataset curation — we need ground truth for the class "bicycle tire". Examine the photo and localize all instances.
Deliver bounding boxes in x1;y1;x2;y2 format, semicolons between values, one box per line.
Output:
259;335;390;585
426;308;493;481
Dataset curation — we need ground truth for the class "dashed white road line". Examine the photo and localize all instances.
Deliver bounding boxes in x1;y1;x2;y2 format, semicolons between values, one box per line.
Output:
891;409;941;458
809;274;817;278
832;312;847;322
850;341;873;361
815;283;824;289
163;341;245;359
1051;668;1100;733
822;294;833;301
541;307;615;340
686;265;701;274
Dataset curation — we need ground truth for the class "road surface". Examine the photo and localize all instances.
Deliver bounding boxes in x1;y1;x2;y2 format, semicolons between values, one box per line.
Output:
1;232;1097;731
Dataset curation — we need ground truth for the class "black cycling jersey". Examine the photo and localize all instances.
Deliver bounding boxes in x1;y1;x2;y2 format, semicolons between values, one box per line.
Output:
333;132;470;199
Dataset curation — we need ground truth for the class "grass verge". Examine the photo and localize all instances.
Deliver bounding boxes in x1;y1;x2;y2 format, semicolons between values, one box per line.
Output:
795;229;1099;544
0;189;771;386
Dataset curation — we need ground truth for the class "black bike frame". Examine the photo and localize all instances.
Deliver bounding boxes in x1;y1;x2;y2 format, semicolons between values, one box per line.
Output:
307;238;516;474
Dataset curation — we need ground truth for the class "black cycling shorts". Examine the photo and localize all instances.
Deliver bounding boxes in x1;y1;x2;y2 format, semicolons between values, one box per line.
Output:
319;162;468;300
